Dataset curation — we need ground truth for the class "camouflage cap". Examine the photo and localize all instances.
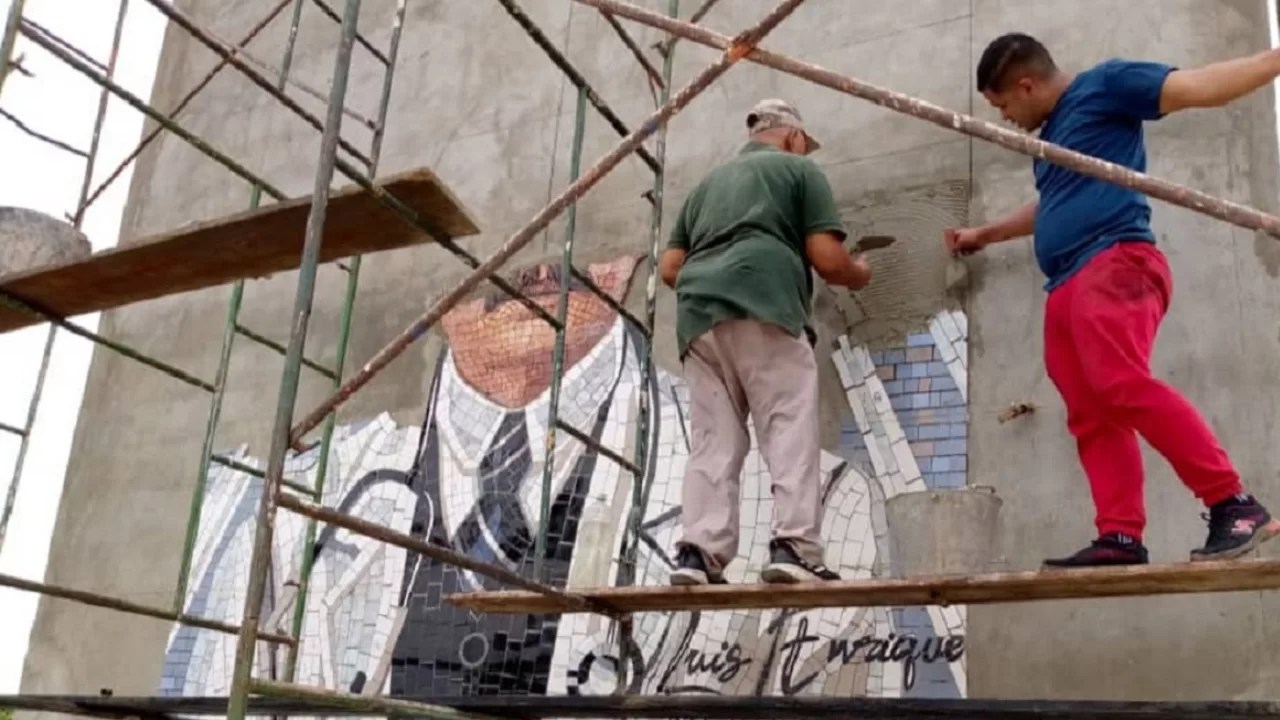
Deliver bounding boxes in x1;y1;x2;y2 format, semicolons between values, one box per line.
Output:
745;98;820;152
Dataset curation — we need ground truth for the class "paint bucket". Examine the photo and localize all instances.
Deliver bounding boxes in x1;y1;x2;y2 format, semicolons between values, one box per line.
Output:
0;207;91;277
884;486;1003;578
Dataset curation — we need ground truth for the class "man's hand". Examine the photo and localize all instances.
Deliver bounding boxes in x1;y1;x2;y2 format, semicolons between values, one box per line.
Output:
658;247;686;288
847;253;872;290
944;227;990;257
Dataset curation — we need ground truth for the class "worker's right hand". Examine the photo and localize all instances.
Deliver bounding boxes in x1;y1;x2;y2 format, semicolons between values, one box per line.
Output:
944;227;988;257
842;252;872;290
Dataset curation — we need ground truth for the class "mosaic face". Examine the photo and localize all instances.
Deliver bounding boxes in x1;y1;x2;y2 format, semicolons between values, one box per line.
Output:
440;255;642;408
160;253;972;705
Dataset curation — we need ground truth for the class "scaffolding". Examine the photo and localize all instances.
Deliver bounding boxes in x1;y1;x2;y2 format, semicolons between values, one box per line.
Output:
0;0;1279;718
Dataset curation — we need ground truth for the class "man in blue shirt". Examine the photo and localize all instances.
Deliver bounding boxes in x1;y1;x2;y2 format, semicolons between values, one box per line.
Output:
946;33;1280;568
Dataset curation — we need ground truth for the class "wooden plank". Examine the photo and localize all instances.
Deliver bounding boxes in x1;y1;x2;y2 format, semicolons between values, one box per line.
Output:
447;558;1280;615
2;694;1279;719
440;695;1280;719
0;167;479;333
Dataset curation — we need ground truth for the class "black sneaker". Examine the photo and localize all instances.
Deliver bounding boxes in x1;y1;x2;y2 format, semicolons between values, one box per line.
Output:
669;545;726;586
1190;494;1280;562
1042;533;1149;569
760;539;841;583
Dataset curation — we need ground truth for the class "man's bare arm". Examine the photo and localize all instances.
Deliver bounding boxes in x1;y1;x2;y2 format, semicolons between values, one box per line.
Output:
945;201;1036;255
1160;48;1280;114
980;201;1037;243
659;247;686;288
806;232;871;290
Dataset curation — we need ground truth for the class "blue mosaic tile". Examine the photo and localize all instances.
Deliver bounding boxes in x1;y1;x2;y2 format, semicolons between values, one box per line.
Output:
930;371;958;393
918;424;949;440
935;439;966;456
907;332;934;347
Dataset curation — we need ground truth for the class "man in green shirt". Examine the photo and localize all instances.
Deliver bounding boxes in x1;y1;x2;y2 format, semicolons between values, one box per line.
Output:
659;99;872;585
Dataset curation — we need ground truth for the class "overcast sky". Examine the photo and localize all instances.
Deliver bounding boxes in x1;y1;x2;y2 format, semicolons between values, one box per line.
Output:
0;0;165;693
2;0;1280;698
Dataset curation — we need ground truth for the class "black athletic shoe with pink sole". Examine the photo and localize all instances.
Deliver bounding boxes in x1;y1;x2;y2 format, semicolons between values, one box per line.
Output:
669;545;727;586
1190;494;1280;562
1042;533;1150;569
761;539;841;583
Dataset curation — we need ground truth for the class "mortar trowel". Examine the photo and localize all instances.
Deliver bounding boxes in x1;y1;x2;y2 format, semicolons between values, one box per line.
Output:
841;235;897;319
853;234;897;253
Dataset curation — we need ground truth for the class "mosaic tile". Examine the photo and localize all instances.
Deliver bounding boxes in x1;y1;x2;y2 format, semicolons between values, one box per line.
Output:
160;280;970;704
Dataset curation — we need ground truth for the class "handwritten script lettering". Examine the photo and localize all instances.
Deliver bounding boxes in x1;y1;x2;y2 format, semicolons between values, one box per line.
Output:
648;615;965;695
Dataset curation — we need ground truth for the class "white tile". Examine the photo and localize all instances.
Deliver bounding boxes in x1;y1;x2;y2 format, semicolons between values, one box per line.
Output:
850;346;876;383
890;437;922;485
831;348;855;389
939;310;963;343
857;534;877;571
952;658;968;695
846;389;872;433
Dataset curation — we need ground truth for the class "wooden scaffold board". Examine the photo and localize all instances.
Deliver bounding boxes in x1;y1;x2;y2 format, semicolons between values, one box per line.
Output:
3;692;1280;720
0;167;479;333
447;558;1280;615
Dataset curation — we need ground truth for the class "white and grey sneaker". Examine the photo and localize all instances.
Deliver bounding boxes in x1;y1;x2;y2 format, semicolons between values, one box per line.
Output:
669;545;727;586
760;539;841;583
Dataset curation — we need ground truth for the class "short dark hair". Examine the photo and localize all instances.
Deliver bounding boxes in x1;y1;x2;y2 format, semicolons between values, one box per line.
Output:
976;33;1058;92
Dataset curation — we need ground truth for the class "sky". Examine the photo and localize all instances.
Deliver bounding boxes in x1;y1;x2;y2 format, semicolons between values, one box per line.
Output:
1;0;1280;699
0;0;165;693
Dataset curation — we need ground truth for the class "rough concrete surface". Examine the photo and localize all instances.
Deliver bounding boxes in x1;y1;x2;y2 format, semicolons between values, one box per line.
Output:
14;0;1280;706
0;208;92;276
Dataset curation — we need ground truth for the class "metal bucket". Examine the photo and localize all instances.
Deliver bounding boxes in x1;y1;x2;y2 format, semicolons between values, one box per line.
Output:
884;486;1003;578
0;206;91;277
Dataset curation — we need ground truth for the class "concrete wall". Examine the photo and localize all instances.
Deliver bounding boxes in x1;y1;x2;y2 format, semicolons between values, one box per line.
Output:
966;0;1280;701
17;0;1280;705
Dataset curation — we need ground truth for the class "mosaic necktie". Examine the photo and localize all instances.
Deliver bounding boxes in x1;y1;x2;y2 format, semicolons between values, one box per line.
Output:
454;411;533;590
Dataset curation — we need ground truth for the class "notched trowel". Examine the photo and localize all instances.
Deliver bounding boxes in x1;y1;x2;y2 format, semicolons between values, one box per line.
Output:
853;234;897;253
826;235;898;328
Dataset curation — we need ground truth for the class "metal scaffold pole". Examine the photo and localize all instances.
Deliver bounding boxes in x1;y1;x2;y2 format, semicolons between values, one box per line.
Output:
286;0;810;444
225;1;364;717
535;85;589;583
173;0;308;615
620;0;678;590
74;0;296;219
579;0;1280;239
0;0;130;557
282;0;411;683
0;0;26;97
11;0;1280;715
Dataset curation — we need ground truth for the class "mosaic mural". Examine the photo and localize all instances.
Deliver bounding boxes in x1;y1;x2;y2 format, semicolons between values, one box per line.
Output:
160;255;972;704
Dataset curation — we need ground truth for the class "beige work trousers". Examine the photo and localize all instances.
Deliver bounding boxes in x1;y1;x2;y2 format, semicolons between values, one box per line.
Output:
677;318;825;573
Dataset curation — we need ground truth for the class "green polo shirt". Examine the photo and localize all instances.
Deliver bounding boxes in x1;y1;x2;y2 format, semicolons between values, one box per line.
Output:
667;141;846;359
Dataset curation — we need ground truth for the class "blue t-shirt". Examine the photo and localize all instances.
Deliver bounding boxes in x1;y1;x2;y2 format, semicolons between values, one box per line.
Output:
1033;58;1175;291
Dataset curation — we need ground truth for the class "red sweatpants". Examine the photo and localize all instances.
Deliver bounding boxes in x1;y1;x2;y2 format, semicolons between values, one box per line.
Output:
1043;242;1243;540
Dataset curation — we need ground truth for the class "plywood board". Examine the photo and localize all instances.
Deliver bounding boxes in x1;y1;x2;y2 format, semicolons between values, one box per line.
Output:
0;167;479;332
